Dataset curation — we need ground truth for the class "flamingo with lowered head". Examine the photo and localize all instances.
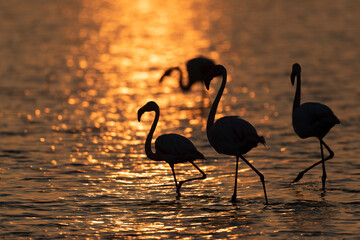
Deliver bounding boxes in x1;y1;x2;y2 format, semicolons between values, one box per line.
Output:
204;65;268;204
138;101;206;197
159;56;215;92
290;63;340;190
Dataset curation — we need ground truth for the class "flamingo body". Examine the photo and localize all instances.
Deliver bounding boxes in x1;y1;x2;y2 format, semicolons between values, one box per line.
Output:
293;102;340;139
155;133;205;164
208;116;265;156
186;57;216;87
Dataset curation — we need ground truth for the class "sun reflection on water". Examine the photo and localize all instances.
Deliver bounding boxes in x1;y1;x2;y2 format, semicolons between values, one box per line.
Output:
2;0;360;238
50;1;221;212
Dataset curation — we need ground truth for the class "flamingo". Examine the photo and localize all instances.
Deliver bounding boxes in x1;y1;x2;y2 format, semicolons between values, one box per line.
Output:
137;101;207;197
204;65;268;204
290;63;340;190
159;56;215;92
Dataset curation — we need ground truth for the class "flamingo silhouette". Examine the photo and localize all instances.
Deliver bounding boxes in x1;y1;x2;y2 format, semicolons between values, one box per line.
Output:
290;63;340;190
204;65;268;204
159;56;215;92
137;101;206;197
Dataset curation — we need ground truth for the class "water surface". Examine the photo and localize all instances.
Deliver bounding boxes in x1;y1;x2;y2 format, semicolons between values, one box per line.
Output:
1;0;360;239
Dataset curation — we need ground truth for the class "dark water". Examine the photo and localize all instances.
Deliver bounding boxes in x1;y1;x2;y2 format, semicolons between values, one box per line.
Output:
1;0;360;239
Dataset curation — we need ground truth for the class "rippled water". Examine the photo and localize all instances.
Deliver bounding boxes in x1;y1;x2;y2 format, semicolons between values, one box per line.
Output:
1;0;360;239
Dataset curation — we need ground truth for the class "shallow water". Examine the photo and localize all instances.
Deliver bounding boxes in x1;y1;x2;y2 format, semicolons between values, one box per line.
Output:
1;0;360;239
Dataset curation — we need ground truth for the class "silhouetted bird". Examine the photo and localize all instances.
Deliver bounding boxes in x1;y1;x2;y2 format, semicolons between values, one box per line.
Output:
138;101;206;197
290;63;340;190
159;56;215;92
204;65;268;204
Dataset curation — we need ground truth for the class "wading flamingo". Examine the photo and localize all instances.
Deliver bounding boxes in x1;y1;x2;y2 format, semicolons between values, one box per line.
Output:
159;56;215;92
204;65;268;204
138;101;206;197
290;63;340;190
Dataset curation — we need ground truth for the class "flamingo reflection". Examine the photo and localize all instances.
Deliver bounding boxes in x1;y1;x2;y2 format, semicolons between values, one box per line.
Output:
204;65;268;204
290;63;340;190
159;56;215;92
138;101;206;197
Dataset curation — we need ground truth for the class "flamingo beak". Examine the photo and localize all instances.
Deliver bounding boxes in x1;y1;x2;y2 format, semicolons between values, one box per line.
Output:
159;68;173;83
205;78;211;90
259;136;267;148
291;71;295;85
291;63;301;85
204;68;216;90
137;108;144;122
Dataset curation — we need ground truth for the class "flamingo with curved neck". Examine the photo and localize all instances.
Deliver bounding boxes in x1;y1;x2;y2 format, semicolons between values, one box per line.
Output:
290;63;340;190
138;101;206;197
159;57;215;92
159;67;189;90
204;65;268;204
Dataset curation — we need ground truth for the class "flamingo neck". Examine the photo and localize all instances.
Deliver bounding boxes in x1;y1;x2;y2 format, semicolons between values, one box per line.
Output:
293;72;301;113
207;68;227;132
176;67;190;91
145;106;159;161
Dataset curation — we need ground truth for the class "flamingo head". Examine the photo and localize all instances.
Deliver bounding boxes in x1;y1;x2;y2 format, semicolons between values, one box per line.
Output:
204;65;226;90
159;67;180;83
259;136;267;147
291;63;301;85
137;101;159;121
159;68;174;83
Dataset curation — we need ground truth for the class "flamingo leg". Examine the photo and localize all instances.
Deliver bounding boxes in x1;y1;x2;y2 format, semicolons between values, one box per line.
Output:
178;161;207;191
291;140;334;184
231;156;240;202
170;164;181;197
240;155;269;205
320;141;327;191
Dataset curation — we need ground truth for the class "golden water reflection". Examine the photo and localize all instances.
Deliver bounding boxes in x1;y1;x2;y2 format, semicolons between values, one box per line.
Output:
2;0;360;238
73;5;217;138
60;0;221;204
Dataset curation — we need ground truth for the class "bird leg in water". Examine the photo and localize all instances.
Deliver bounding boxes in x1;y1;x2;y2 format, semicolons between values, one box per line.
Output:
231;156;240;202
240;155;269;205
291;140;334;184
170;164;181;197
178;161;206;192
321;141;327;191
